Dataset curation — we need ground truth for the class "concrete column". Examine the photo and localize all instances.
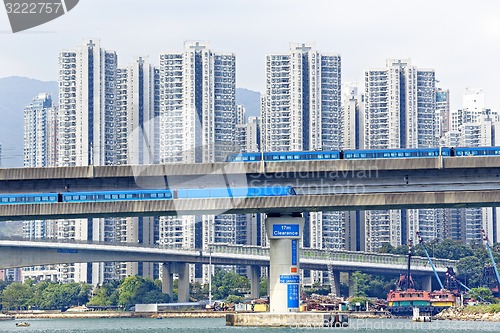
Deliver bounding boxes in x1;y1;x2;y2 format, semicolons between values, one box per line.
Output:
331;270;341;297
249;265;260;299
161;263;174;300
265;214;304;313
422;275;432;291
177;262;190;303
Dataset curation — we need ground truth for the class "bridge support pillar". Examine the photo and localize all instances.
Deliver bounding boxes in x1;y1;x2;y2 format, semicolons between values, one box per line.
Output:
422;275;432;291
161;263;174;300
177;262;190;303
331;270;341;297
265;213;304;313
161;262;190;302
249;265;260;299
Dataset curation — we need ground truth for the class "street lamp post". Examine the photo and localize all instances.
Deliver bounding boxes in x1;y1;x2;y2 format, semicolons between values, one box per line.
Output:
208;246;213;306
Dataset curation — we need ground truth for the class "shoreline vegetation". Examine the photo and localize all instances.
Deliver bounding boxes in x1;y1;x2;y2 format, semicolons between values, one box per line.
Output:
435;305;500;321
6;310;390;320
9;310;227;319
6;307;500;321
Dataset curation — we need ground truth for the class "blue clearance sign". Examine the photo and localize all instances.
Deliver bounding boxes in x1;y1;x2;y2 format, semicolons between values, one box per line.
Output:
291;239;297;265
272;224;300;237
279;274;300;284
57;249;78;254
287;283;300;308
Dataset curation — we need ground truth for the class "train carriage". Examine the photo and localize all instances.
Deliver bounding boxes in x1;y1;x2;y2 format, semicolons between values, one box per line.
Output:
0;193;58;204
61;189;173;202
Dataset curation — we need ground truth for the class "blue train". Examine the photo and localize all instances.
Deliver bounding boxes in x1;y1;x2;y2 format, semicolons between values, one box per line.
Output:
0;193;59;204
226;151;341;162
226;146;500;162
0;186;296;205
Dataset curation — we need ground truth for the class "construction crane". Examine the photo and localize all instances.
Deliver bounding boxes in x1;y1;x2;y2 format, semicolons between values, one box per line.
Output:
416;231;445;290
446;267;486;303
481;229;500;292
445;268;470;292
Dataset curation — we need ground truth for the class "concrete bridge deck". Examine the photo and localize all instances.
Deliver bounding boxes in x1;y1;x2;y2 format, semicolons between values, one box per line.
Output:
0;239;457;276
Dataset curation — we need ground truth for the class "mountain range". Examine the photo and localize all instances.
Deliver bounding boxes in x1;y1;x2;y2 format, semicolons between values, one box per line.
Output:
0;76;261;168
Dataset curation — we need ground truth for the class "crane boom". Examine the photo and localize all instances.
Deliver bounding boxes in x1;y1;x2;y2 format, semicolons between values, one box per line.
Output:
481;229;500;289
416;231;444;290
449;274;470;291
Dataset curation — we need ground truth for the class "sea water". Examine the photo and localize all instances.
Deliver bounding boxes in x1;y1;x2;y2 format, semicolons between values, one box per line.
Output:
2;317;500;332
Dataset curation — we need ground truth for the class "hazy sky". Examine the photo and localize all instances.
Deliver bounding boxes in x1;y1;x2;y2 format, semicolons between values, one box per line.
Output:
1;0;499;109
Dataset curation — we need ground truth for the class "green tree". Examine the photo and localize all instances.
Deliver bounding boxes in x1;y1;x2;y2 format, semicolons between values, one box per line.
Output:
189;282;206;302
117;276;168;308
469;287;496;303
349;296;369;310
225;295;244;303
366;278;387;299
378;243;409;255
212;270;250;300
351;271;370;297
259;278;268;297
88;282;120;306
1;282;33;310
32;282;91;310
457;256;485;288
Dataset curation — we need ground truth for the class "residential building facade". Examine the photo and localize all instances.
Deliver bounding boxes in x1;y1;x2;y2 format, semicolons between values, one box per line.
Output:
364;59;436;251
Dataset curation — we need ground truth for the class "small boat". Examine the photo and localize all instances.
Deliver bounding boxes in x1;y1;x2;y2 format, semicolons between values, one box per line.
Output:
15;322;30;327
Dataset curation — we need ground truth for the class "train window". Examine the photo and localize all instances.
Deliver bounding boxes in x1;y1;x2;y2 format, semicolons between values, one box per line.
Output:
151;193;157;198
119;194;126;199
126;194;133;199
42;196;48;201
80;195;87;200
97;195;105;200
143;193;151;198
1;198;7;203
105;195;111;200
112;194;118;199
